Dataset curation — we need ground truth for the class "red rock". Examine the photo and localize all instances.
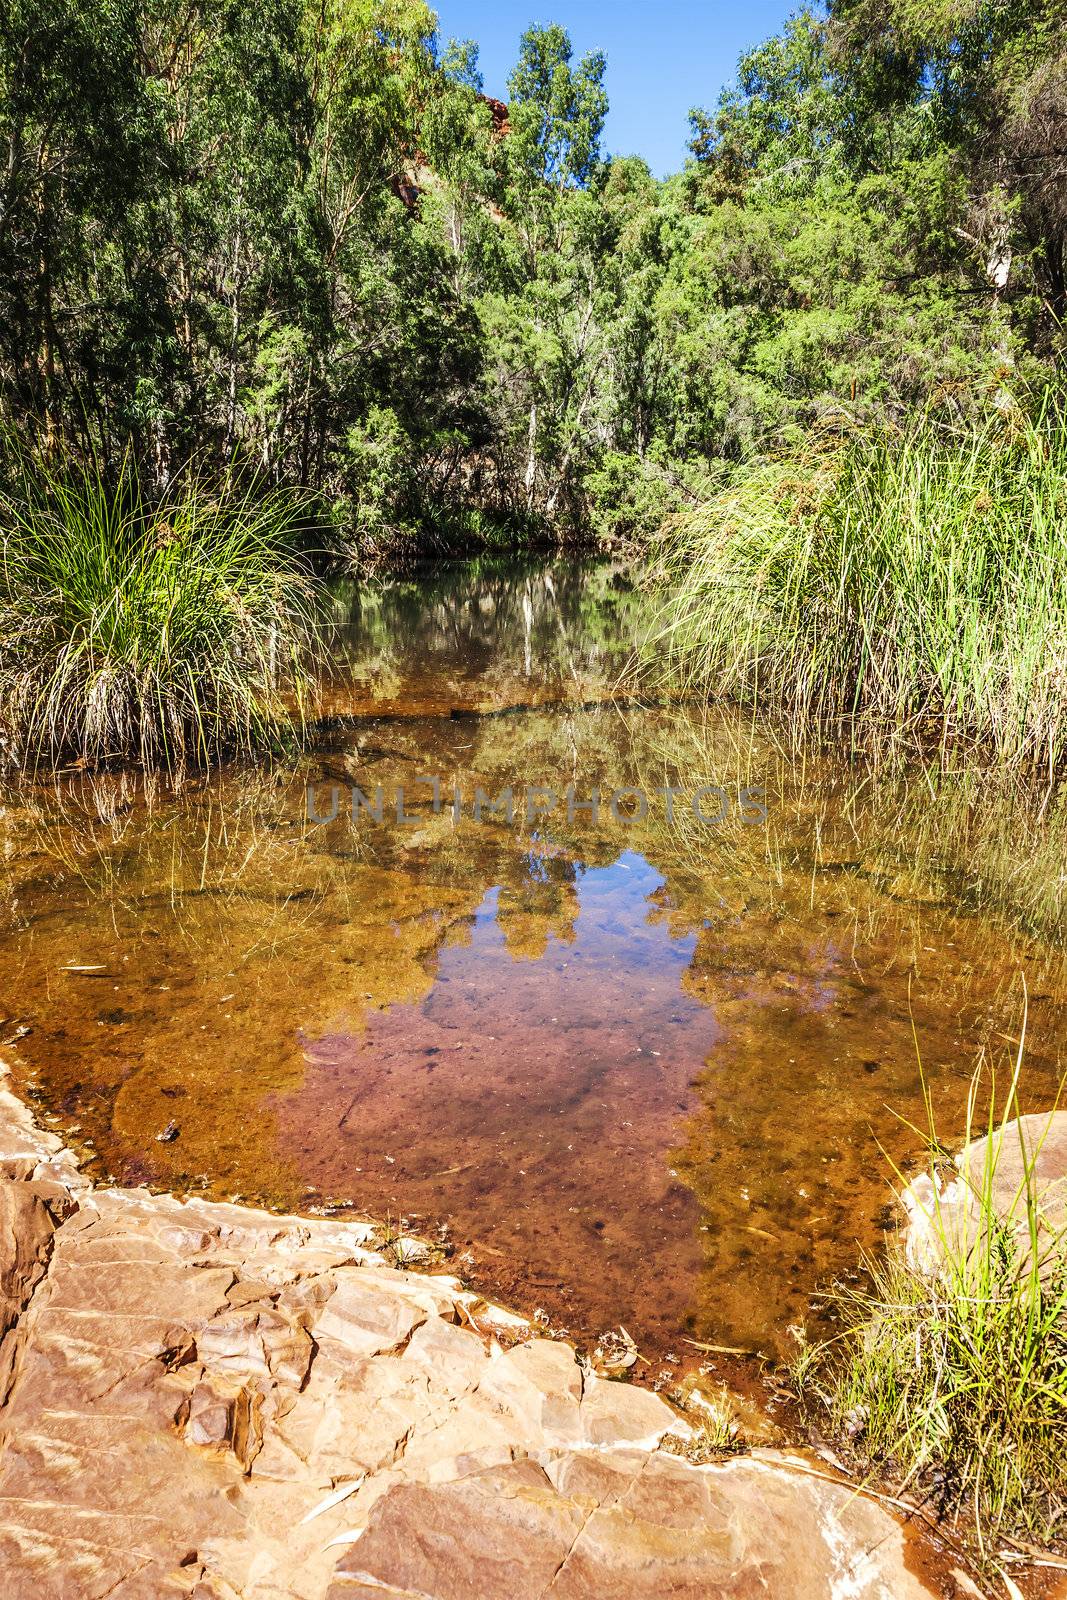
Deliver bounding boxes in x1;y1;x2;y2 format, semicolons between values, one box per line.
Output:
0;1063;950;1600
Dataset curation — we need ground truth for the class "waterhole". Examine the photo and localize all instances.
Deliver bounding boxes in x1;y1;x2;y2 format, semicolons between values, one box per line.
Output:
3;559;1065;1371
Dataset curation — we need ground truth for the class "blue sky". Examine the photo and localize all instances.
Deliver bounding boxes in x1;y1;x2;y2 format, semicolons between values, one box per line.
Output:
432;1;801;178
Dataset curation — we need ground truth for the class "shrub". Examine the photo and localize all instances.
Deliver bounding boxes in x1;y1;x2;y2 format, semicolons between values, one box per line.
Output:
802;1050;1067;1563
0;448;321;771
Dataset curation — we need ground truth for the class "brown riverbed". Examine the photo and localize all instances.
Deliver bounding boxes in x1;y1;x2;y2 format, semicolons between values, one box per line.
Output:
2;558;1065;1376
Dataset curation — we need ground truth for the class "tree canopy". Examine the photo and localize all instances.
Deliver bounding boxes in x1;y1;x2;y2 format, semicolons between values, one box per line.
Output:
0;2;1062;552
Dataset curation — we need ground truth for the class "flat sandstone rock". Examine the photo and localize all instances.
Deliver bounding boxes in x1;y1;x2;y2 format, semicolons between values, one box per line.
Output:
0;1062;951;1599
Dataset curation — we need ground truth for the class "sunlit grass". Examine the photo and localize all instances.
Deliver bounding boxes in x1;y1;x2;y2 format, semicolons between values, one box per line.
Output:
647;391;1067;779
0;445;322;771
799;1030;1067;1564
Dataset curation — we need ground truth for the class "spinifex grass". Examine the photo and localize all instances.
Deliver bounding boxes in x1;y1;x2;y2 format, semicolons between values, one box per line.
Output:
0;449;321;771
803;1036;1067;1562
647;391;1067;778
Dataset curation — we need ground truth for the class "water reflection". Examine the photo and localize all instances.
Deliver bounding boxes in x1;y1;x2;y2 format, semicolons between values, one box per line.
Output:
1;559;1066;1362
320;557;646;716
287;852;715;1346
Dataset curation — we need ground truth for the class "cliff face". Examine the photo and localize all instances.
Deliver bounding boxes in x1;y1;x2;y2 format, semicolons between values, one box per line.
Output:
391;90;511;211
392;94;510;211
482;93;510;138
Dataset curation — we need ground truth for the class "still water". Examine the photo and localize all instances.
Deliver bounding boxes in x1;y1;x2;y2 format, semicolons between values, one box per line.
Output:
2;559;1065;1371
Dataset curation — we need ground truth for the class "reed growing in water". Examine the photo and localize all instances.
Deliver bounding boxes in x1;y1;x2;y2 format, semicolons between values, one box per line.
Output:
648;392;1067;778
0;447;320;771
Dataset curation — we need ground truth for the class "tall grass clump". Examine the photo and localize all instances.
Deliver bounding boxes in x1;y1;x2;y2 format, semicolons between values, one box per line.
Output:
802;1041;1067;1564
648;391;1067;777
0;448;322;771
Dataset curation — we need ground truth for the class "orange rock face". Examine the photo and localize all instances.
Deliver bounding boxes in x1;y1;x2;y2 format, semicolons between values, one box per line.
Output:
481;94;510;139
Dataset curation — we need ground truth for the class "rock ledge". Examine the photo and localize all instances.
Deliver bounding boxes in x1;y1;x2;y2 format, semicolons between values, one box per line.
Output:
0;1063;945;1599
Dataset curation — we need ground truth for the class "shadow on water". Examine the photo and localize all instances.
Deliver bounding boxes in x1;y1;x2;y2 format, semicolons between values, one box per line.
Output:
2;557;1067;1371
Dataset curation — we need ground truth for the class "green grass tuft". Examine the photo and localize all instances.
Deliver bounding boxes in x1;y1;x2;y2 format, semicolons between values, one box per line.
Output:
801;1036;1067;1565
0;447;322;772
647;391;1067;778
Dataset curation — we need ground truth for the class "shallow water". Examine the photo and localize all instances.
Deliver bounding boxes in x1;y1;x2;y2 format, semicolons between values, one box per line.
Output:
2;558;1066;1371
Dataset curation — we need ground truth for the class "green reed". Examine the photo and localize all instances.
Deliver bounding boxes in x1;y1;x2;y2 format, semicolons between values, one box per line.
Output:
802;1035;1067;1564
648;391;1067;779
0;445;322;771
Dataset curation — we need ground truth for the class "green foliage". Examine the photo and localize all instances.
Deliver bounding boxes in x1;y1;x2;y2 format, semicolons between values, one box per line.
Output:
584;448;716;549
678;10;1050;448
802;1053;1067;1558
0;448;319;770
506;23;607;194
0;1;1063;554
331;405;418;563
648;392;1067;773
827;0;1066;326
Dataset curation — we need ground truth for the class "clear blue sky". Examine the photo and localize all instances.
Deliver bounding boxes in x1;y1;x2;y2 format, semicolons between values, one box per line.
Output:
432;2;801;178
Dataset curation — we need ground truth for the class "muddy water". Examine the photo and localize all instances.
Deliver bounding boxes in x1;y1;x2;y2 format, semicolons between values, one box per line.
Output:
2;558;1066;1372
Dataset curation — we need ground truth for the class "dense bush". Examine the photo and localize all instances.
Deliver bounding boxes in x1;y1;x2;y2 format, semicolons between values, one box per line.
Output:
800;1059;1067;1559
1;4;1063;551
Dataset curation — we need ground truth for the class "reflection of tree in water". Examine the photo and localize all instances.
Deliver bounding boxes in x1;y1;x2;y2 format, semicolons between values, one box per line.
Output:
326;556;647;703
497;849;582;961
4;664;1067;1352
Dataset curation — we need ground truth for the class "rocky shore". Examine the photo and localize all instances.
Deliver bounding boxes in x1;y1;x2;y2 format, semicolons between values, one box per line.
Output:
0;1061;990;1598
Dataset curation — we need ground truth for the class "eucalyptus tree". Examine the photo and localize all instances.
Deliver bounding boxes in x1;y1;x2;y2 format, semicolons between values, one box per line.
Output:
0;0;157;451
673;8;1039;450
1;0;1063;556
470;23;614;526
829;0;1067;332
